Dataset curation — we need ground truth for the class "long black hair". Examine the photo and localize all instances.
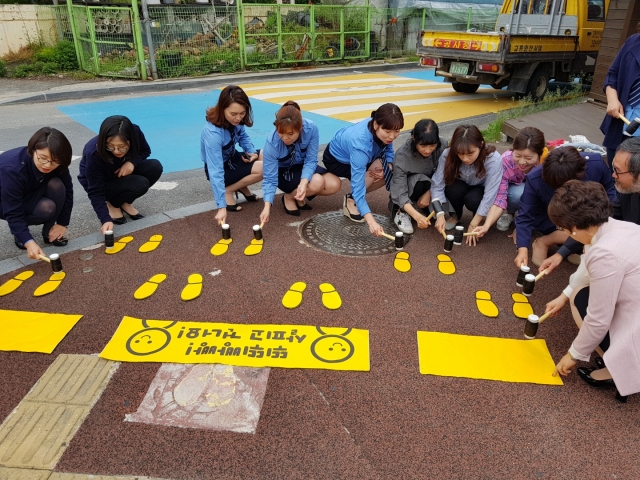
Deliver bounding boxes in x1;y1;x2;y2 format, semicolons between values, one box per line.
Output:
97;115;140;163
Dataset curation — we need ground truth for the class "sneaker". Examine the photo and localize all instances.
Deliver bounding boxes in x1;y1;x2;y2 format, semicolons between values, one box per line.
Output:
445;215;459;230
394;211;414;234
496;213;514;231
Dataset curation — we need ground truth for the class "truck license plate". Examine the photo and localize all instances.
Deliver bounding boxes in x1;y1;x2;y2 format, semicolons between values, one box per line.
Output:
450;62;469;75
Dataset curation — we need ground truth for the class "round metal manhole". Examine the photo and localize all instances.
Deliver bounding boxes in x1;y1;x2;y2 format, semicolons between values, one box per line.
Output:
299;211;410;257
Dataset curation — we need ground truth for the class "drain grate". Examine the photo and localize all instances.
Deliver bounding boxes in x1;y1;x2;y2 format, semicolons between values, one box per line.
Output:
299;211;410;257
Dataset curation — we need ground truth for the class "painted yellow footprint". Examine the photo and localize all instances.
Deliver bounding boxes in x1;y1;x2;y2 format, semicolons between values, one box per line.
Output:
106;235;134;254
319;283;342;310
134;274;167;300
139;234;163;253
0;271;34;296
512;292;534;319
282;281;306;309
211;238;233;256
33;272;66;297
181;273;203;301
476;290;499;318
244;239;264;256
437;254;456;275
393;251;411;273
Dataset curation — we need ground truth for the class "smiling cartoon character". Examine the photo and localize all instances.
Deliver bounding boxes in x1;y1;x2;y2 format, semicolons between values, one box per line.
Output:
310;327;355;363
126;327;171;356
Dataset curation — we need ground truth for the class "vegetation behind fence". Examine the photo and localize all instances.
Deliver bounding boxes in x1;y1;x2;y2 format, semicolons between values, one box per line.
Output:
31;1;500;79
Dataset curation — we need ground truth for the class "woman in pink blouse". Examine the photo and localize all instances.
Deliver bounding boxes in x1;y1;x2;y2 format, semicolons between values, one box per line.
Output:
473;127;547;238
547;180;640;402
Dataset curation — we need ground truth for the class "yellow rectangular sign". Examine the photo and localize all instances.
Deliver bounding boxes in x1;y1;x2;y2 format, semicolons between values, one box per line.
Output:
100;316;370;371
0;309;82;353
417;331;563;386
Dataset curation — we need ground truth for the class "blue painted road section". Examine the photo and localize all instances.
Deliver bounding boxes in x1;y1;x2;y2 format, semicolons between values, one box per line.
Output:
59;90;351;174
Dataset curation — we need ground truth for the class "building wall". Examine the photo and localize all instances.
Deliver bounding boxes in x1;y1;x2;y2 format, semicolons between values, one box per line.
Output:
590;0;640;103
0;5;58;58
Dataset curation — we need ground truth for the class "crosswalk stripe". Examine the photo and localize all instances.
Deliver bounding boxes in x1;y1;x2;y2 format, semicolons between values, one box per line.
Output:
246;82;443;100
252;87;456;105
239;74;421;92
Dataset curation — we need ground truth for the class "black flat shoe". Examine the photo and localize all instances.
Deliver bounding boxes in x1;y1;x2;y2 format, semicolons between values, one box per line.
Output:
111;215;127;225
236;190;258;202
226;203;242;212
43;236;68;247
296;200;312;211
306;195;317;201
577;367;616;389
594;356;605;369
282;196;300;216
615;390;628;403
14;240;26;250
124;211;145;220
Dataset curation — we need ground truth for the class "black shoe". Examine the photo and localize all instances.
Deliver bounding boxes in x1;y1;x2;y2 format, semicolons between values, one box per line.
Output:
111;215;127;225
226;203;242;212
43;236;68;247
615;390;628;403
296;200;312;211
343;193;364;223
282;196;300;216
14;239;26;250
577;367;616;389
306;195;317;201
236;190;258;202
123;210;145;220
594;356;605;369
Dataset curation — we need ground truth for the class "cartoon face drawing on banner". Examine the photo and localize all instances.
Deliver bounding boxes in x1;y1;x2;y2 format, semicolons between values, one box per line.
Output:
126;319;176;356
310;327;355;363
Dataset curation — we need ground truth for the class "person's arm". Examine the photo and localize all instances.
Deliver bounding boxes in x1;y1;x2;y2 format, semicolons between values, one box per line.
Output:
237;125;256;155
261;137;280;205
55;168;74;228
350;148;373;217
0;170;34;245
201;128;228;209
430;149;447;204
300;123;319;183
570;251;624;361
474;204;505;237
475;152;502;218
513;178;540;266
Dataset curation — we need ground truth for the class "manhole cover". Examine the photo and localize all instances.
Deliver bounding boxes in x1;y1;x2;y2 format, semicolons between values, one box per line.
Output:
299;211;410;257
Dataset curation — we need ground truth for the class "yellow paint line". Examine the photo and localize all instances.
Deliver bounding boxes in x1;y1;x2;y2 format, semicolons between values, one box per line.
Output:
0;467;51;479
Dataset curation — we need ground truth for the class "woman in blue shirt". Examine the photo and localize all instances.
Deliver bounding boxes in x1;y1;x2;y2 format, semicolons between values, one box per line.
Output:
79;115;163;234
323;103;403;236
259;101;341;222
0;127;73;259
201;85;263;226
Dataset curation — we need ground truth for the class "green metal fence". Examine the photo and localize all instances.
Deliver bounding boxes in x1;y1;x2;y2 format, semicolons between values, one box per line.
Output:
35;5;74;44
38;2;500;79
66;2;147;79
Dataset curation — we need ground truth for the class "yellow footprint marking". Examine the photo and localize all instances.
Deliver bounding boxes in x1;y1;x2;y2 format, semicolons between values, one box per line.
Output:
437;254;456;275
393;251;411;273
319;283;342;310
282;281;306;309
512;292;534;319
106;235;134;254
134;273;167;300
244;238;264;256
33;272;66;297
139;234;163;253
211;238;233;256
476;290;499;318
181;273;203;301
0;271;35;296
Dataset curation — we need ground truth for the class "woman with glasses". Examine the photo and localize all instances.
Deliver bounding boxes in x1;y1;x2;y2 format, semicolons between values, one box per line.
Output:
0;127;73;259
259;101;341;221
201;85;263;227
78;115;163;234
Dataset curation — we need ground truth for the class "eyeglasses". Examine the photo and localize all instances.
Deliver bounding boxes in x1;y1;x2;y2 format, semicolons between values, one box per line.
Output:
612;167;630;176
106;144;129;153
35;151;60;168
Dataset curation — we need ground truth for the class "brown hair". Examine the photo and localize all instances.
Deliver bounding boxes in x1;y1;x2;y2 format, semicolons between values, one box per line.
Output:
27;127;72;168
443;125;496;185
542;146;585;189
205;85;253;128
369;103;404;131
512;126;546;157
548;180;611;230
274;100;303;133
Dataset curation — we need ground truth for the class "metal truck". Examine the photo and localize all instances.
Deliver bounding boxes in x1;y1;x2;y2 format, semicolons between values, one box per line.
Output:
416;0;609;99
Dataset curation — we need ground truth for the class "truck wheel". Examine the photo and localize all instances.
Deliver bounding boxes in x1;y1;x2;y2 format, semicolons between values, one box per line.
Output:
526;68;550;101
452;82;479;94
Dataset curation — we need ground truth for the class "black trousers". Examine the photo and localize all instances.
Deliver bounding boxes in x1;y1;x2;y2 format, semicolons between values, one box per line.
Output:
444;179;484;219
105;159;162;207
574;286;610;351
389;180;431;216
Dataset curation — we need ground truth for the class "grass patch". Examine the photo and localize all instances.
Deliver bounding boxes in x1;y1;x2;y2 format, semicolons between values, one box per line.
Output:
482;82;587;142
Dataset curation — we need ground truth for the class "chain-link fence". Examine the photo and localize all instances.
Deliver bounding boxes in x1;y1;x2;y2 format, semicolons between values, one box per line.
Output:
33;2;501;79
35;5;74;44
